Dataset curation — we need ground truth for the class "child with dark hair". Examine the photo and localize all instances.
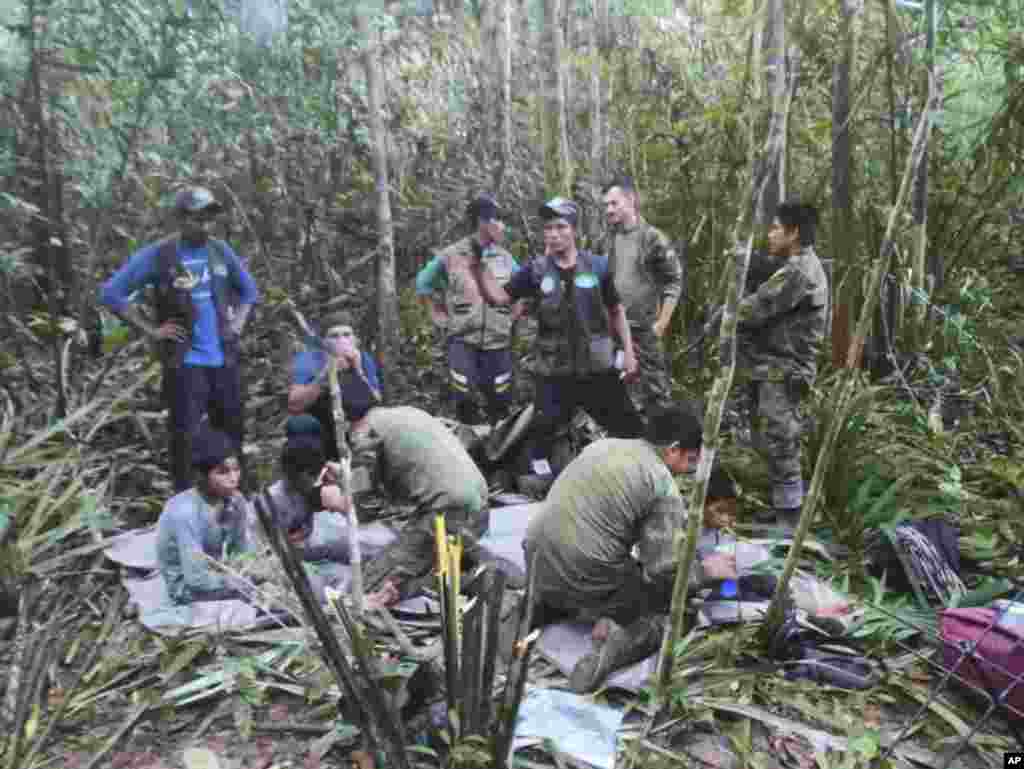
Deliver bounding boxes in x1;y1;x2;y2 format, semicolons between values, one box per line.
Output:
156;426;253;604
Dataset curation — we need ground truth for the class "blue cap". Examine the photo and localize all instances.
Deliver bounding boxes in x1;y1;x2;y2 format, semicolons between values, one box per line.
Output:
539;197;579;226
469;194;500;224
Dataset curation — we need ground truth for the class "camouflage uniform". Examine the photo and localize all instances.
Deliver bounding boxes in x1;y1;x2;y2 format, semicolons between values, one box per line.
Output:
352;406;490;594
524;438;703;623
736;246;828;511
604;218;683;415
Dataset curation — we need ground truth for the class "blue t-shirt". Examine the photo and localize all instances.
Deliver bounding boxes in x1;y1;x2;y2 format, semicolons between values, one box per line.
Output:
99;239;260;367
292;349;382;393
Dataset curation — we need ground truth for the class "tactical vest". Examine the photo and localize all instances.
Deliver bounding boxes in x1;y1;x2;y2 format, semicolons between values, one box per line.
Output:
155;237;239;369
533;250;615;377
441;236;517;350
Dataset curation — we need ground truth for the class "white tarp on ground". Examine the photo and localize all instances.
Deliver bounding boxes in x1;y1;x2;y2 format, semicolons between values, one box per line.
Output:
512;687;625;769
105;503;540;634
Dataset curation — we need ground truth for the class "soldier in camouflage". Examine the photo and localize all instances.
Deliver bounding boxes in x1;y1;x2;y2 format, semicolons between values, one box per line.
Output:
602;177;684;418
416;194;522;426
343;405;522;598
521;405;738;692
710;202;828;526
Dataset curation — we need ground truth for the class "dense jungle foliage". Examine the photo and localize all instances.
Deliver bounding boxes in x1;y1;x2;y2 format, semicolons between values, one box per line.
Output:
2;0;1024;767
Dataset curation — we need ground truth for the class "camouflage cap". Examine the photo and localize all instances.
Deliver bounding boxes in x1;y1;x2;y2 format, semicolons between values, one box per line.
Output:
174;186;224;214
539;197;579;226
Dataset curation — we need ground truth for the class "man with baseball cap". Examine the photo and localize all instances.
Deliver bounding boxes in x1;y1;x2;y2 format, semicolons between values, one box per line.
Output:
101;186;260;492
416;193;522;426
472;197;645;495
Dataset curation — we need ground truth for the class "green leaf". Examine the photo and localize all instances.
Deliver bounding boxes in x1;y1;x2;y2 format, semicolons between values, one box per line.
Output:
849;730;880;758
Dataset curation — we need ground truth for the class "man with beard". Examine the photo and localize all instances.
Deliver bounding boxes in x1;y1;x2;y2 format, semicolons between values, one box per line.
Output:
602;176;683;418
101;187;260;491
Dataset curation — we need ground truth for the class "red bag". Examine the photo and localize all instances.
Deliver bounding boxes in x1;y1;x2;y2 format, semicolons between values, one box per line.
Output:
940;607;1024;721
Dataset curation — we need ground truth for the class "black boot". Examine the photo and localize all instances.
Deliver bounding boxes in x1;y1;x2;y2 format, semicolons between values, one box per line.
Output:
569;616;664;693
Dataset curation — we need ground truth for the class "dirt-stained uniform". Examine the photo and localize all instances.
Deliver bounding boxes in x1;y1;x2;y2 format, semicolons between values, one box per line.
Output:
353;406;490;593
604;218;683;415
736;245;828;511
523;438;703;625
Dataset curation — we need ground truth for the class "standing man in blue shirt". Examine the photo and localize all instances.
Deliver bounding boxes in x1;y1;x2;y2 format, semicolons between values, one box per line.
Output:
100;187;260;492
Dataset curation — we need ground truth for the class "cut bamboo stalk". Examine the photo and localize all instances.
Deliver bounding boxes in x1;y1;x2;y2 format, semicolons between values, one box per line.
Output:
656;50;801;702
760;68;940;642
254;492;410;769
459;594;483;735
478;569;507;733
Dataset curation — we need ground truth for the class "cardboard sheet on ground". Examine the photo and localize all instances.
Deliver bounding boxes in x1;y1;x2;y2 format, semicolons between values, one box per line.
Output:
512;687;624;769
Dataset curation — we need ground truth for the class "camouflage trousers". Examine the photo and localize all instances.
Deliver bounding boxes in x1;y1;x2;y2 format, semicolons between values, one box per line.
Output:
363;503;489;596
626;325;675;417
750;378;806;510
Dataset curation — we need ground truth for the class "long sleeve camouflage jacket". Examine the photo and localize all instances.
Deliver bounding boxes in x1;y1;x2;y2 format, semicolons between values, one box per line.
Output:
603;218;683;327
736;245;828;383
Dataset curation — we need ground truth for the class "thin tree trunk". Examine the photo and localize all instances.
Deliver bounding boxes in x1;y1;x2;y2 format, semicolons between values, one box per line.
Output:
542;0;571;196
497;0;512;191
354;13;399;401
590;0;608;199
761;69;938;642
914;0;942;334
482;0;497;162
758;0;786;224
831;0;859;354
655;47;801;702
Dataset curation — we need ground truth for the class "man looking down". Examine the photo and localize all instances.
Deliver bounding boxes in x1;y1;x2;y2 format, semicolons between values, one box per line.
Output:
521;405;739;692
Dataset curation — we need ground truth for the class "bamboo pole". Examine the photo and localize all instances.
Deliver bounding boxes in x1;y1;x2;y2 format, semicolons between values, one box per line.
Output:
253;492;411;769
284;302;365;617
655;48;800;702
326;357;363;618
760;69;939;643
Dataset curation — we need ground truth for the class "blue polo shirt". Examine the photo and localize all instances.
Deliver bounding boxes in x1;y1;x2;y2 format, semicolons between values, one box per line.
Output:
100;239;259;367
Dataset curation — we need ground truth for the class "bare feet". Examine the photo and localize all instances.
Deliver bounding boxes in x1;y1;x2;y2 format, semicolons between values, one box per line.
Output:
591;617;620;645
365;579;401;610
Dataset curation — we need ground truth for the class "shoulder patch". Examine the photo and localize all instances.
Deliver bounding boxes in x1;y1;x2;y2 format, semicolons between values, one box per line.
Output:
574;272;599;289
